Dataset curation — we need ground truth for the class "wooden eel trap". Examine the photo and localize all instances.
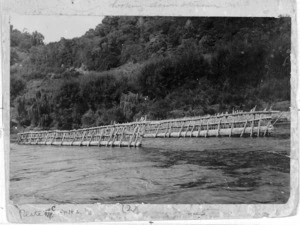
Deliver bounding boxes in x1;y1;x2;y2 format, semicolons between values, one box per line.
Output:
17;110;280;147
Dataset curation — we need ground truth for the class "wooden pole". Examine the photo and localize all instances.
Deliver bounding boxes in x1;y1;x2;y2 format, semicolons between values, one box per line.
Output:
119;127;125;147
250;114;255;137
217;119;221;137
184;121;191;138
197;120;202;137
17;134;20;143
44;133;49;145
264;121;271;136
128;126;138;147
51;132;57;145
111;127;120;147
39;133;43;144
107;127;115;147
29;132;33;144
230;119;234;137
88;130;96;146
133;125;141;147
98;128;105;147
168;123;172;137
164;124;169;137
205;120;209;138
257;115;262;137
139;124;146;145
61;133;66;145
34;133;40;144
31;133;34;144
190;121;196;137
240;120;248;137
80;131;86;146
179;122;184;137
66;132;71;143
250;119;254;137
71;131;76;146
155;124;160;137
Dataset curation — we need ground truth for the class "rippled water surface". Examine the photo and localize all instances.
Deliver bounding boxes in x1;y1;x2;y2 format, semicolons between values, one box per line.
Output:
10;123;290;204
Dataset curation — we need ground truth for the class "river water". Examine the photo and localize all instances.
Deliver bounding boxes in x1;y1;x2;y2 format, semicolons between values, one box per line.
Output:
10;123;290;204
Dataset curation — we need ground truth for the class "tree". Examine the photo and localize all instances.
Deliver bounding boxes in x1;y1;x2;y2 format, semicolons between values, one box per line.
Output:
31;31;44;46
53;80;87;129
10;77;26;102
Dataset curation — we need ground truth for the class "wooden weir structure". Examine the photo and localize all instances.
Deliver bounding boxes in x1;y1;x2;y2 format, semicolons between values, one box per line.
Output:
17;110;279;147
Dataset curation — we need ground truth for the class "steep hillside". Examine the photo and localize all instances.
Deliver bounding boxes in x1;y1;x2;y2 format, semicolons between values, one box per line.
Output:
10;16;291;131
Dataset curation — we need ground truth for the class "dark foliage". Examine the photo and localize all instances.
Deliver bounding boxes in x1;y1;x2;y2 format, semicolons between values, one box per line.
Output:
10;17;291;130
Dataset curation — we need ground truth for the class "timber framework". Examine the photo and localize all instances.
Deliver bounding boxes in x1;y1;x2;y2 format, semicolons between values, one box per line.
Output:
17;110;279;147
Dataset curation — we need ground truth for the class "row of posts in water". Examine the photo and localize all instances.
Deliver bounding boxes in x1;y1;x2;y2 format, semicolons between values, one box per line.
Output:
17;110;278;147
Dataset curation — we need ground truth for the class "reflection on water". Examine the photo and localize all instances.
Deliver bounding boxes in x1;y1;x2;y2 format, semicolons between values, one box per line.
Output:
10;123;290;204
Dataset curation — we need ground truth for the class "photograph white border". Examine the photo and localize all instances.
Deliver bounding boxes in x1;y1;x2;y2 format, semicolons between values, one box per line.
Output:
0;0;299;223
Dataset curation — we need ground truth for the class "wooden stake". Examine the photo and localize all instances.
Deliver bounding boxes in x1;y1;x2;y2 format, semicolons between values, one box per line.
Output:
179;122;184;137
264;121;271;136
98;129;105;146
34;133;40;144
164;124;169;137
107;127;115;147
250;119;254;137
18;134;21;143
139;124;146;144
168;124;172;137
51;132;57;145
119;127;125;147
61;133;66;145
71;132;76;146
111;127;120;146
197;121;202;137
17;134;21;144
230;119;234;137
217;119;221;137
205;120;209;138
80;131;86;146
29;132;33;144
128;126;138;147
134;125;141;147
240;120;248;137
155;124;160;137
190;121;196;137
184;121;191;137
257;115;262;137
250;114;255;137
88;130;96;146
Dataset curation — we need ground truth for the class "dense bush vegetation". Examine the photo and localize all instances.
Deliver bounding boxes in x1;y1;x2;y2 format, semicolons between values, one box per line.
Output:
10;17;291;130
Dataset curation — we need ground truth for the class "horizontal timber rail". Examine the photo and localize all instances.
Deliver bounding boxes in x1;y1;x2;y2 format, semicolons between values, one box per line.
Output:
17;110;278;147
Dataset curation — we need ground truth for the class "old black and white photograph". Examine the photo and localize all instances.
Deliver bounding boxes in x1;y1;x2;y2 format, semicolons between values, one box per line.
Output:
4;12;292;221
9;15;291;207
